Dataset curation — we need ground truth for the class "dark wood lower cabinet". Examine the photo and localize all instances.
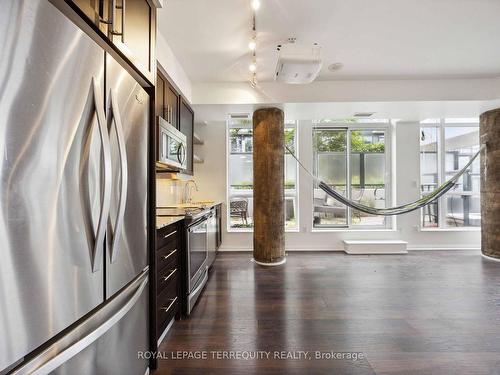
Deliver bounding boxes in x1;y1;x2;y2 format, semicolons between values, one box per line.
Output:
150;205;223;369
150;220;184;369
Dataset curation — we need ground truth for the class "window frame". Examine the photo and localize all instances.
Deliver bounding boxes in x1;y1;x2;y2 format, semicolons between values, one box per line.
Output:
418;119;481;231
311;122;393;231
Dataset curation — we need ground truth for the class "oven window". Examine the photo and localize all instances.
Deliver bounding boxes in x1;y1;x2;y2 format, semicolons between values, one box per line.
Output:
189;220;207;282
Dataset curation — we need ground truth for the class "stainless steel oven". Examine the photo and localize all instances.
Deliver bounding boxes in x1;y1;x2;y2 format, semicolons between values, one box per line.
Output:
185;215;209;315
157;116;187;171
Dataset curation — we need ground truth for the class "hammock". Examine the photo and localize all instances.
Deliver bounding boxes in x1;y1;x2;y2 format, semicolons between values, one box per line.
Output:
285;145;482;216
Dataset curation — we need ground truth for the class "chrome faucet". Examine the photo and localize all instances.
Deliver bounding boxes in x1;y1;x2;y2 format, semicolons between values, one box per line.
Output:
183;179;198;204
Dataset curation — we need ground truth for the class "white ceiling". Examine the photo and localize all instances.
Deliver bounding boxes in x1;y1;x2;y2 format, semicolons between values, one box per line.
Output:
158;0;500;83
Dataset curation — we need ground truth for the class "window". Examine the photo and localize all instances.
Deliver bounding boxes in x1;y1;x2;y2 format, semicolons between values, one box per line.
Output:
312;123;391;229
419;119;480;228
227;118;298;231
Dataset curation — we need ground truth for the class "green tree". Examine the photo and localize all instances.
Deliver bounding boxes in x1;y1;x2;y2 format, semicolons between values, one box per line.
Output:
314;130;384;153
314;130;346;152
284;129;295;153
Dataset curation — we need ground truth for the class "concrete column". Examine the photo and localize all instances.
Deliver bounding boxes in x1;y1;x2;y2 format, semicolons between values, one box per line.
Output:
252;107;285;265
480;108;500;260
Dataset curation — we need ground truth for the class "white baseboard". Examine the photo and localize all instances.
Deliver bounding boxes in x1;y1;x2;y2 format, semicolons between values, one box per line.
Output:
407;246;480;251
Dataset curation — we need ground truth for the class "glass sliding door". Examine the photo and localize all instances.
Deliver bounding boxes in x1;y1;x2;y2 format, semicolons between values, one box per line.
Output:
313;128;348;227
419;119;480;229
420;127;440;227
350;130;387;227
312;125;391;229
443;126;480;227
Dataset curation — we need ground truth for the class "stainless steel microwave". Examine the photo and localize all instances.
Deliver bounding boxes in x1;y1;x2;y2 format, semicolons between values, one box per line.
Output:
157;117;187;171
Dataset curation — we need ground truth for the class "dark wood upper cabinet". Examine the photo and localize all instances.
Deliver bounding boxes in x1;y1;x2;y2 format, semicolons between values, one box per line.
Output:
68;0;156;80
110;0;154;75
155;73;165;119
69;0;108;33
157;64;194;175
156;69;179;129
179;99;194;176
165;84;180;130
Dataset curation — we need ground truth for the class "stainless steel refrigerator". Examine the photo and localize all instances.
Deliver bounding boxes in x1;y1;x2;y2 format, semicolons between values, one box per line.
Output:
0;1;150;373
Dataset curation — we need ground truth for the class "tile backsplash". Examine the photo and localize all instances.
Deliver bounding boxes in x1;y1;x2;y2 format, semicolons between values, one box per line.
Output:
156;175;184;207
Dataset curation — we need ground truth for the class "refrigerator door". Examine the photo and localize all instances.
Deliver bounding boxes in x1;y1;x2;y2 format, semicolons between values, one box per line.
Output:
105;55;149;297
0;1;108;371
9;270;149;375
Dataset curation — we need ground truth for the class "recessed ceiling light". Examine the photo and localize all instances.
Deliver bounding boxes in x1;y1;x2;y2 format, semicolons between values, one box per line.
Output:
251;0;260;11
328;62;343;72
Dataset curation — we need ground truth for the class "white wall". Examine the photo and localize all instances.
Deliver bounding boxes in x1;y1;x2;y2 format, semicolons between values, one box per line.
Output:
156;32;192;102
192;119;481;252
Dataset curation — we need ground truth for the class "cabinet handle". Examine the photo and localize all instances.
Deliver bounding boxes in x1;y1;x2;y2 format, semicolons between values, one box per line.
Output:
162;268;177;282
121;0;126;43
163;249;177;260
161;297;178;313
98;0;111;25
163;230;177;239
110;0;125;43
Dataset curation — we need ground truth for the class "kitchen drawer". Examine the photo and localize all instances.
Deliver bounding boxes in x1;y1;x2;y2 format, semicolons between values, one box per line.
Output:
156;244;178;273
157;264;178;295
156;275;179;333
156;224;180;249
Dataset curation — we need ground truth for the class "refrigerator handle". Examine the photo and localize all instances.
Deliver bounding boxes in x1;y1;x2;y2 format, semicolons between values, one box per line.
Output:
91;77;112;273
108;89;128;263
10;271;148;375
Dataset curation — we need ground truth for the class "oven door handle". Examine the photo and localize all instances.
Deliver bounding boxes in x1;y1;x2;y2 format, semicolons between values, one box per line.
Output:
190;266;208;297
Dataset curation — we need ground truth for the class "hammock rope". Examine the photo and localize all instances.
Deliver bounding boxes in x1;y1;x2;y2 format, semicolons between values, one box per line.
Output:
285;145;482;216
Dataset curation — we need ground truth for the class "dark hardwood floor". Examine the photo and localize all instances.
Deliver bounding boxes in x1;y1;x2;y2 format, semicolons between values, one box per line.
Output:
154;251;500;375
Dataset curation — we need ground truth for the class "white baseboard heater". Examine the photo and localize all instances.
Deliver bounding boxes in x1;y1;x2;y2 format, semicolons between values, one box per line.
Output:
343;240;408;255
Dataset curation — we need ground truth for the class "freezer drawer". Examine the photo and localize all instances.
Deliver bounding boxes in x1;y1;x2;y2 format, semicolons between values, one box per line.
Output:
9;270;149;375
